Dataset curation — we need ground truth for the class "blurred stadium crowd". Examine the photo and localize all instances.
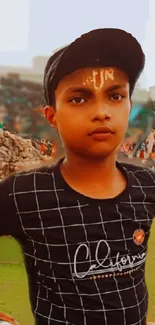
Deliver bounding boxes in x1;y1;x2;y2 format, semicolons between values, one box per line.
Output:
0;75;54;140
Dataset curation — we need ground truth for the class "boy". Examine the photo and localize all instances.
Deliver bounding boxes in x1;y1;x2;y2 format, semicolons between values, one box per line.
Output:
0;28;154;325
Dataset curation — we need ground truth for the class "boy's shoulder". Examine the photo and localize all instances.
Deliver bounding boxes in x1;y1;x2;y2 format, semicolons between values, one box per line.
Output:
0;159;59;191
120;160;153;172
119;160;155;185
13;161;57;181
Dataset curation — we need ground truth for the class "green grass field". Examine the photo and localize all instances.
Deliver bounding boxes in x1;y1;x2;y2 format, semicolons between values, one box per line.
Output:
0;238;33;325
0;223;155;325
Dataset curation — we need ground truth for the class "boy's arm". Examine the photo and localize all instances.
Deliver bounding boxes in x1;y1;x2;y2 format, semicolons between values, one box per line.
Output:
0;176;22;236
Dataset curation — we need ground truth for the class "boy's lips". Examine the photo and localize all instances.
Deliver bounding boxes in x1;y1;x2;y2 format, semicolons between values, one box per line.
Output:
89;126;114;135
88;126;115;141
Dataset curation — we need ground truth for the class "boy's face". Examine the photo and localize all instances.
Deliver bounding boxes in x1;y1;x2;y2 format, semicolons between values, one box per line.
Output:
45;67;131;159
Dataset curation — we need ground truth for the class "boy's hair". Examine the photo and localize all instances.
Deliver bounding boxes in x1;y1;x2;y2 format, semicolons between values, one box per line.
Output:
43;28;145;106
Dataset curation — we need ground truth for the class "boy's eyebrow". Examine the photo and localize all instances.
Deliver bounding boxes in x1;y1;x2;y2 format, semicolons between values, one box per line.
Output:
66;87;93;94
65;84;127;94
106;84;127;92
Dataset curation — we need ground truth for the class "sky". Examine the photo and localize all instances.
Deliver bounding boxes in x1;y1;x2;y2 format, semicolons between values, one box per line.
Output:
0;0;154;88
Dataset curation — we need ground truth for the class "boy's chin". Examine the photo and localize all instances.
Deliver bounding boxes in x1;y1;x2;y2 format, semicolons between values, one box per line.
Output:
75;147;118;161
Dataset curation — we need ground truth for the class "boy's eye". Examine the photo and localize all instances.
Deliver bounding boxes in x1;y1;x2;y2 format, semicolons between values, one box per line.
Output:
110;93;125;101
69;97;86;104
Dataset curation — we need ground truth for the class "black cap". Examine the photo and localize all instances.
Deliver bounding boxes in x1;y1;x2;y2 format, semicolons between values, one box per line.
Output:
43;28;145;105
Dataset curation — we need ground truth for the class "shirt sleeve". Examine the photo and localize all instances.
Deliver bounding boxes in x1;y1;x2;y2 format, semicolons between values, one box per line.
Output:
0;175;22;236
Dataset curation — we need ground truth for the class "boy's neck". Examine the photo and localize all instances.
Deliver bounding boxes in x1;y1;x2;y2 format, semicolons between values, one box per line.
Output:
62;152;117;182
60;151;126;199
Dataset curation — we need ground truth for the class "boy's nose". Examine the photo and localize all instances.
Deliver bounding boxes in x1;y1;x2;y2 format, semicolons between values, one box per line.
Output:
91;105;112;122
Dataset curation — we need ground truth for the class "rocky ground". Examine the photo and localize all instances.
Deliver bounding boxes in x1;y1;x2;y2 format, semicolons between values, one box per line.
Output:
0;129;53;181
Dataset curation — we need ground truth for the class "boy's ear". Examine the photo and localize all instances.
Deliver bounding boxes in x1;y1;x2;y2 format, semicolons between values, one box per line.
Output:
44;106;57;128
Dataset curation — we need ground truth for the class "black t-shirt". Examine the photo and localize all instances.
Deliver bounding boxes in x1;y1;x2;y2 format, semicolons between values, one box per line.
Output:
0;160;155;325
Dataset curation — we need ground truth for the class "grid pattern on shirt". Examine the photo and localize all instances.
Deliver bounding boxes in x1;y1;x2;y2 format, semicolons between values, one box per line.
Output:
9;162;155;325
